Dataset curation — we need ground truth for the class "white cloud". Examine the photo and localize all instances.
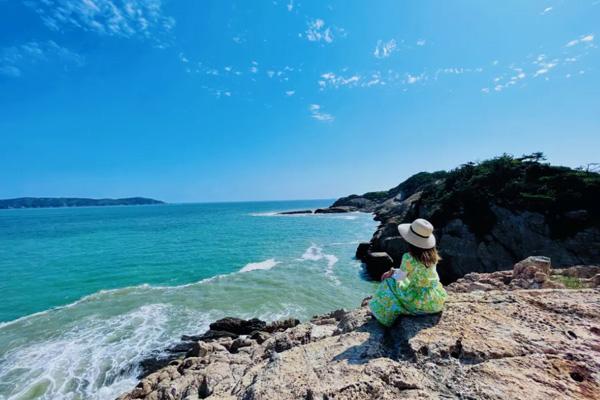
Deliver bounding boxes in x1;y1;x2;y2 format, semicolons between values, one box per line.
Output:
287;0;294;12
533;56;558;77
305;19;334;43
26;0;175;44
566;34;594;47
285;90;295;96
0;65;21;77
0;40;84;78
541;6;553;15
406;73;424;84
374;39;397;58
319;72;361;89
309;104;334;122
416;39;426;46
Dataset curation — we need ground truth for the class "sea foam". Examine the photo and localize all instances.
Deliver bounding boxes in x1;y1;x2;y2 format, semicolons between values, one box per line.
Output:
240;258;281;273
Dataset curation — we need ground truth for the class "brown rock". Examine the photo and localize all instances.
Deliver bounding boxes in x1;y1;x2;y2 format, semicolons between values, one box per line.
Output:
118;288;600;400
513;256;551;280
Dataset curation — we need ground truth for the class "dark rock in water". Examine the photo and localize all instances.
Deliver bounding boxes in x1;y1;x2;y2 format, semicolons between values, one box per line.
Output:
264;318;300;333
314;206;355;214
137;354;174;378
166;342;195;353
278;210;313;215
200;329;239;341
381;236;407;264
209;317;267;335
364;252;394;280
355;242;371;260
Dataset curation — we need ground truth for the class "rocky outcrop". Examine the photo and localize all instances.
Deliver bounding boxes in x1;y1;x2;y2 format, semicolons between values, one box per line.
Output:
345;155;600;283
448;256;600;292
314;206;356;214
119;273;600;399
277;210;313;215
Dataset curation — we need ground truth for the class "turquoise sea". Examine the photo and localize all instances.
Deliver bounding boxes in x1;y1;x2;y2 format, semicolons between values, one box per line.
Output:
0;200;377;399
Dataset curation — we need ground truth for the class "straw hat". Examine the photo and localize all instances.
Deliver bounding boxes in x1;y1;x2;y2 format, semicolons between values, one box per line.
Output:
398;218;436;249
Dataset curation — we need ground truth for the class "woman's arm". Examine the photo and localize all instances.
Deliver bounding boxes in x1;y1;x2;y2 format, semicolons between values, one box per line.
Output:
380;269;395;281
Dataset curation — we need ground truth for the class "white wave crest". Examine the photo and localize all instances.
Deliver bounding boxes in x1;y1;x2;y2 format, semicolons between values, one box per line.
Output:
239;258;280;273
299;245;340;284
0;304;208;400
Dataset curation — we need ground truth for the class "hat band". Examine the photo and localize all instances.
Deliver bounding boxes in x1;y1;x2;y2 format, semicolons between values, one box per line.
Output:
410;226;430;239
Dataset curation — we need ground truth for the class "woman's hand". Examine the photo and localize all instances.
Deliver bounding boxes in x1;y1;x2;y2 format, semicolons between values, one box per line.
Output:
380;268;394;281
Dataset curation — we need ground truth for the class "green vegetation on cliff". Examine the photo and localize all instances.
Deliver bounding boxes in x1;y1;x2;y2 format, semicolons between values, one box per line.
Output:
419;154;600;238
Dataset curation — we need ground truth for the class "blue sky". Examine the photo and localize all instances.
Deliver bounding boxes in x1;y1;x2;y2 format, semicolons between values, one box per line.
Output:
0;0;599;202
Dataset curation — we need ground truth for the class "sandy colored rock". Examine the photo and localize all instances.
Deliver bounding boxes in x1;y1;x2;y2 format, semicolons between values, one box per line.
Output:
118;286;600;400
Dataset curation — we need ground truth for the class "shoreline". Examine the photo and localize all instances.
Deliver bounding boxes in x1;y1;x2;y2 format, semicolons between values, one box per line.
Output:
117;256;600;399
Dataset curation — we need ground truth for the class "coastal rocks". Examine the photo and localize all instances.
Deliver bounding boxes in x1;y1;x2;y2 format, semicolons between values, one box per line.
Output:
331;157;600;283
209;317;266;335
355;242;370;260
314;206;356;214
447;256;600;293
118;281;600;400
136;316;302;378
331;195;378;212
513;256;551;280
363;252;394;280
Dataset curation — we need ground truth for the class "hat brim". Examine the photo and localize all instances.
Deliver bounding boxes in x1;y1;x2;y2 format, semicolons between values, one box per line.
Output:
398;223;436;249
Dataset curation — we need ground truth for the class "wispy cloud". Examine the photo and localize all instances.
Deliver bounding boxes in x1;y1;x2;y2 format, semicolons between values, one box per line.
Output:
287;0;294;12
26;0;175;45
309;104;334;121
285;90;295;96
566;34;594;47
541;6;553;15
0;40;84;78
406;73;424;84
373;39;397;58
532;54;558;77
416;39;427;46
318;72;361;89
304;18;338;43
232;35;246;44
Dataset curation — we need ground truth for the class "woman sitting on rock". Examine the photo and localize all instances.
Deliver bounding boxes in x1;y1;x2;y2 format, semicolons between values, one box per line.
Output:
369;218;447;327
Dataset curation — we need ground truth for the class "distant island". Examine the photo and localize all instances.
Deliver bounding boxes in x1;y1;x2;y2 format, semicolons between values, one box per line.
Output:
0;197;165;209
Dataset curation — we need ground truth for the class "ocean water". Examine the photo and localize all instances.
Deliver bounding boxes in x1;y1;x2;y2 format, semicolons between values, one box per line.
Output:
0;201;378;400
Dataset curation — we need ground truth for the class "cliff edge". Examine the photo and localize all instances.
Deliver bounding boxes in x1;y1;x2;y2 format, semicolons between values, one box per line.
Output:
117;257;600;400
332;154;600;282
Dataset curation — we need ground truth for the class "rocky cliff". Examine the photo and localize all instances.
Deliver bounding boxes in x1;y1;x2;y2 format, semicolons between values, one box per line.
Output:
334;154;600;283
118;257;600;400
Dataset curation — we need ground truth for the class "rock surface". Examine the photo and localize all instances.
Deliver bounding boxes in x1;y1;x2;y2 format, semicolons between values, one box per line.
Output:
277;210;313;215
314;206;356;214
118;259;600;400
118;289;600;400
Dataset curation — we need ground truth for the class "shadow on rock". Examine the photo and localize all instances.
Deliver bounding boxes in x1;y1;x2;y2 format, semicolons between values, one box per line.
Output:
332;312;442;365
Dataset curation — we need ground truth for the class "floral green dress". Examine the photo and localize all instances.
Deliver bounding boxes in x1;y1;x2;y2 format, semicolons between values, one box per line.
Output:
369;252;447;327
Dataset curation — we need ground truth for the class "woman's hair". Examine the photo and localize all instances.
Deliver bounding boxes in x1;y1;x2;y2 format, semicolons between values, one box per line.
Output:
408;244;441;268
